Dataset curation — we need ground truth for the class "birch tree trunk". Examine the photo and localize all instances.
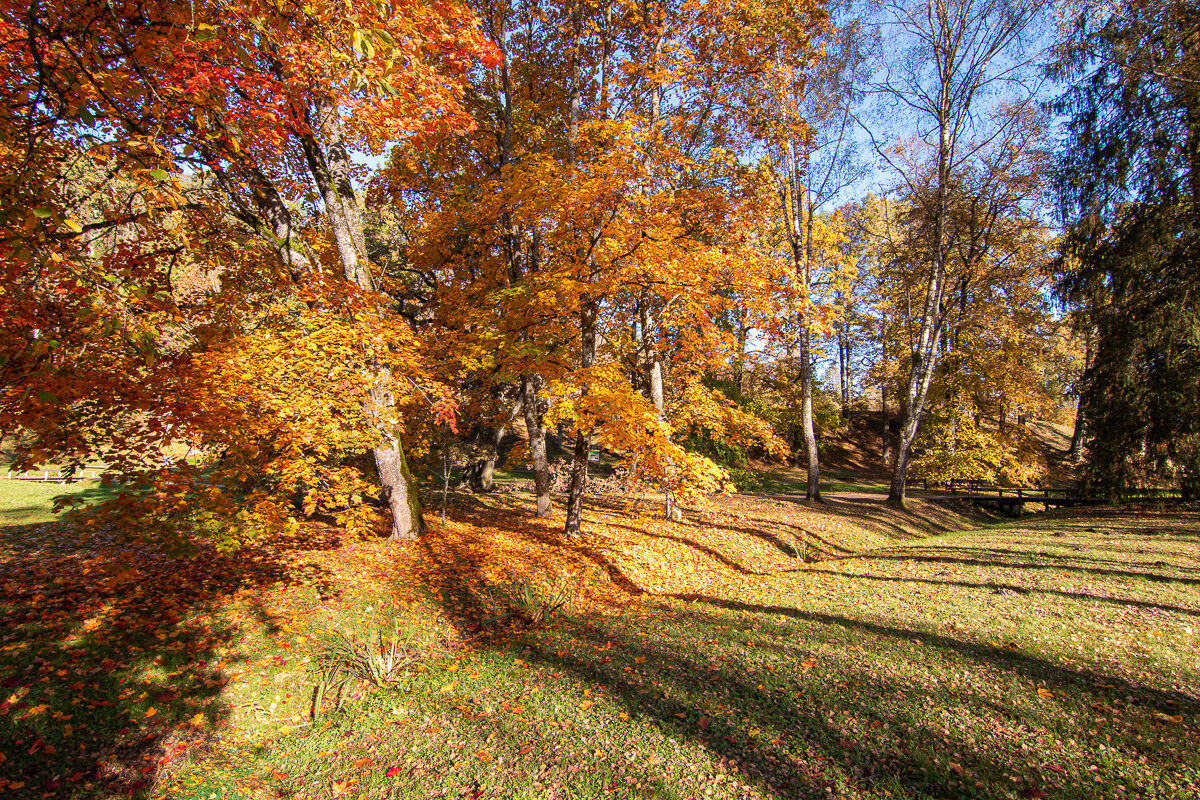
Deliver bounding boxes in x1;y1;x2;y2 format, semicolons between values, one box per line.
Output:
880;0;1035;508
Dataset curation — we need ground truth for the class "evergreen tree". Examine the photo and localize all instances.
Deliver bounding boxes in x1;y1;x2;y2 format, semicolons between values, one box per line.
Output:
1055;0;1200;498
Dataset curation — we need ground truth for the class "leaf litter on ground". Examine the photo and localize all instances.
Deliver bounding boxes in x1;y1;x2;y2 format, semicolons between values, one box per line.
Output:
1;492;1198;799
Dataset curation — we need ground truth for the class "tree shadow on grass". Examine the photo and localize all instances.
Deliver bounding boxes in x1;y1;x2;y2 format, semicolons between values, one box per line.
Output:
0;522;336;798
673;595;1199;710
864;552;1200;587
511;598;1199;799
394;499;1198;798
418;500;648;604
799;567;1200;618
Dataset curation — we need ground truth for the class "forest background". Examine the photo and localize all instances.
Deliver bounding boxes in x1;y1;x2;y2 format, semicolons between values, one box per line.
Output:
1;0;1196;545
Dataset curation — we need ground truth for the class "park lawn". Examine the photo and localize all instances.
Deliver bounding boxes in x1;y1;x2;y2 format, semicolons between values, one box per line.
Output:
0;479;117;526
0;485;1196;799
726;466;890;495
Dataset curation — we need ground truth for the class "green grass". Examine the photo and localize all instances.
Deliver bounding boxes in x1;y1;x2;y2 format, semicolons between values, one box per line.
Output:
2;475;1197;799
730;465;889;495
0;479;118;525
170;509;1199;799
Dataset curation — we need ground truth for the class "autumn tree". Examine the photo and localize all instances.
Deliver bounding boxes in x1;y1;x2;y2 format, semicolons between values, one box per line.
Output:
758;2;869;500
855;102;1065;488
0;0;495;543
381;0;808;535
867;0;1041;506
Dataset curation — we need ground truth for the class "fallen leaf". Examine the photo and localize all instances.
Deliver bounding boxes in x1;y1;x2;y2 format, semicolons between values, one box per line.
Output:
1037;688;1054;699
332;780;350;797
385;766;403;777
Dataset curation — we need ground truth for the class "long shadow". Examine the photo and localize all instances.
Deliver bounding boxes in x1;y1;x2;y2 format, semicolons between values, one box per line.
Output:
865;552;1200;586
417;501;648;609
0;522;336;798
708;518;855;558
514;603;1197;799
396;498;1200;798
762;492;982;540
895;541;1200;573
676;594;1200;711
799;568;1200;618
691;517;809;559
598;519;771;576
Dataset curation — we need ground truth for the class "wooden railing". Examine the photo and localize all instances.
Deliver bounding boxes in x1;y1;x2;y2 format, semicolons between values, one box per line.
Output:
2;468;104;484
929;479;1183;511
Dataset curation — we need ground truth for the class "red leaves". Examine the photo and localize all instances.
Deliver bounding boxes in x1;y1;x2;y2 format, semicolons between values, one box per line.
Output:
431;395;460;433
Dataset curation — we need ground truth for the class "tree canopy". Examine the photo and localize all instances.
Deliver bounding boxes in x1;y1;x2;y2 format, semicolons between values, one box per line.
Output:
0;0;1193;547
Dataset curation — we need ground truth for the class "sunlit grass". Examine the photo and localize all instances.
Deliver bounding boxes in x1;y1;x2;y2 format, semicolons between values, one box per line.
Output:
0;479;117;525
2;480;1196;799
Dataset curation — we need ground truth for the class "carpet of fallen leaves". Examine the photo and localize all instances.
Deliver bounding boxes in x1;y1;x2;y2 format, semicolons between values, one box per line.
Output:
0;490;975;797
397;492;980;608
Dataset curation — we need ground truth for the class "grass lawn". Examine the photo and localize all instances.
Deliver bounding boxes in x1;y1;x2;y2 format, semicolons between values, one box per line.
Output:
0;479;118;526
726;466;890;495
0;483;1196;799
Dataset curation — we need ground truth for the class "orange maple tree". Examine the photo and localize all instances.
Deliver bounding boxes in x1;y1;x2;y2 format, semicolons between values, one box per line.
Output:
377;0;814;535
0;0;495;544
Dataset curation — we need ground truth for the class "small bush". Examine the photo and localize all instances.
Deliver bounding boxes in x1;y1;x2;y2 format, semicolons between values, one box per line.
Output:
497;574;577;626
309;622;426;718
726;466;766;493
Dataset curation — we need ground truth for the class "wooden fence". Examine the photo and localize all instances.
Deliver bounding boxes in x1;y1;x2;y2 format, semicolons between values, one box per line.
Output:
929;478;1184;512
2;468;104;484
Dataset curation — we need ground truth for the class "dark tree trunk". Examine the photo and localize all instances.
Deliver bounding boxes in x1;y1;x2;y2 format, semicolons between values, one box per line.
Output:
522;375;552;517
564;299;597;537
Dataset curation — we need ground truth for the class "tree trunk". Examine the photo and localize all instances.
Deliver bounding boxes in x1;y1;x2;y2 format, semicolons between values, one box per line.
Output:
371;383;424;540
889;420;915;506
640;297;675;517
838;317;851;418
565;299;597;537
522;375;552;517
887;72;952;508
881;388;890;466
733;314;749;394
646;349;665;416
302;95;422;539
476;424;506;492
563;0;591;539
888;337;943;508
801;195;821;502
1068;334;1093;459
800;328;821;501
880;315;891;465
